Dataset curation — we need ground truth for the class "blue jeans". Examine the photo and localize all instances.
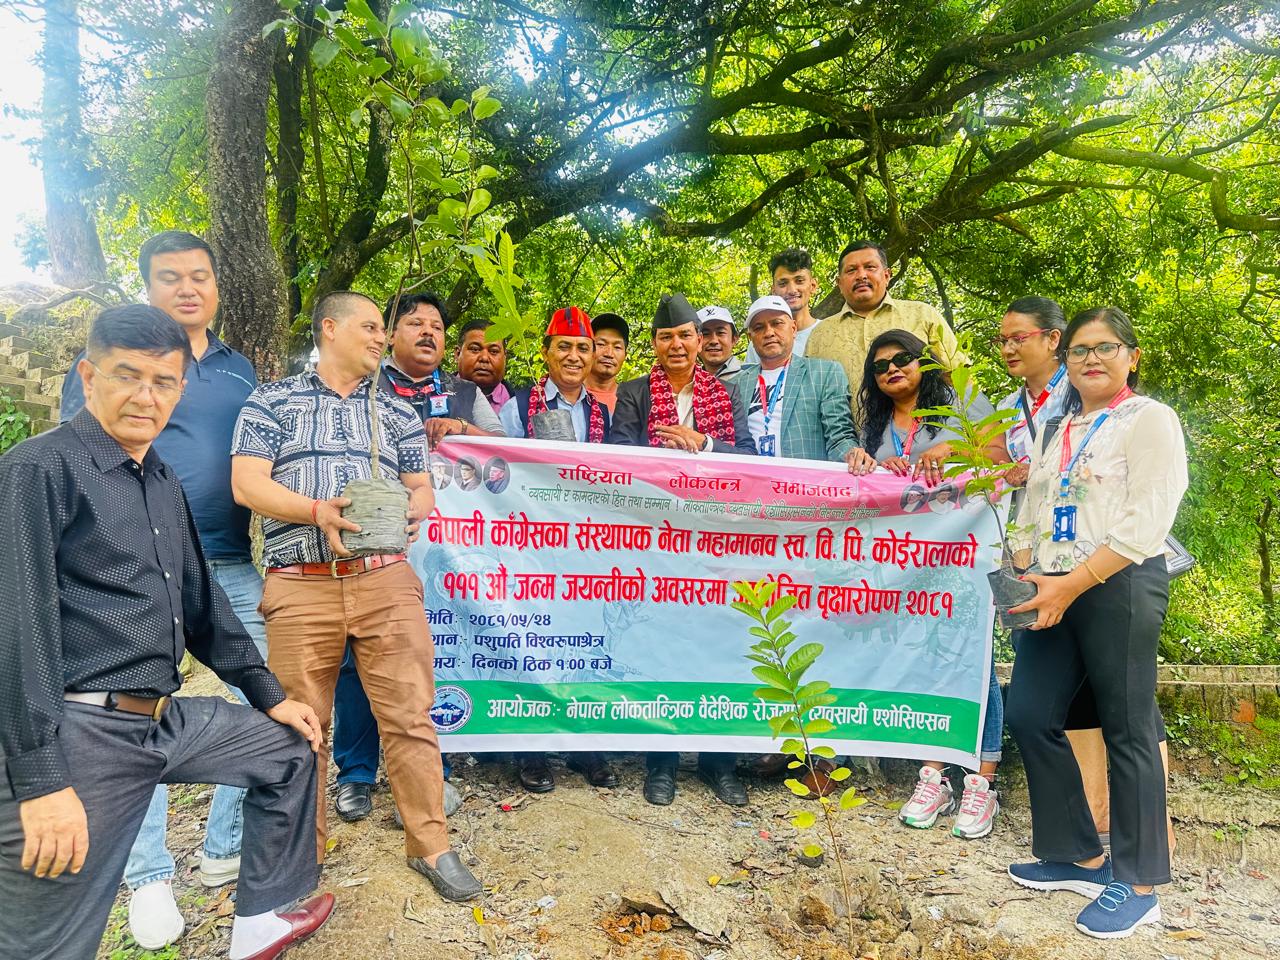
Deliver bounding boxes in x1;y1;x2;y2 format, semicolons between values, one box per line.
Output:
334;647;451;782
123;560;267;889
980;656;1004;763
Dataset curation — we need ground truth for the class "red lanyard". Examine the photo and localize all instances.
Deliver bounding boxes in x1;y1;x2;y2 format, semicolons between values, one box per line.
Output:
1021;364;1066;426
892;418;920;459
1058;386;1131;496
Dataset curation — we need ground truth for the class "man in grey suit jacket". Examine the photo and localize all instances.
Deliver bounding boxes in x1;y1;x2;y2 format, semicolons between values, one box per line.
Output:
732;295;877;472
610;293;756;456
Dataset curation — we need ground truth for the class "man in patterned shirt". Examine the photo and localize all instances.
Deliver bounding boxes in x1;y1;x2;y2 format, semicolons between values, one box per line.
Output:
230;291;482;902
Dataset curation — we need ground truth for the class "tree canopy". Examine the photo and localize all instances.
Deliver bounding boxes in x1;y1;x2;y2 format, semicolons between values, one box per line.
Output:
20;0;1280;661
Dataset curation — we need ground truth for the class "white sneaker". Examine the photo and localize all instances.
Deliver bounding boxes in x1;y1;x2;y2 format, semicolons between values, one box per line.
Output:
128;879;184;950
898;766;957;828
197;852;241;888
952;774;1000;839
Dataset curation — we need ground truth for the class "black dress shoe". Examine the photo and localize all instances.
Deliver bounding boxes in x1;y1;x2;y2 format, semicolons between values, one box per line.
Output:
408;851;483;902
698;766;749;806
335;782;373;821
644;765;678;805
517;754;555;793
566;751;619;788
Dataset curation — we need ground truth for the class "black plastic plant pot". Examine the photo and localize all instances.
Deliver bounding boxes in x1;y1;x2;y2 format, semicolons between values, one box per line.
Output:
988;566;1039;630
340;477;410;556
530;408;576;441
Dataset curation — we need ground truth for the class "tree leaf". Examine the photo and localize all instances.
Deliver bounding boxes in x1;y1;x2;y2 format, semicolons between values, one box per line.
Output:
802;843;823;857
791;810;816;828
751;664;794;692
311;37;341;69
473;97;502;120
839;787;866;809
784;642;823;678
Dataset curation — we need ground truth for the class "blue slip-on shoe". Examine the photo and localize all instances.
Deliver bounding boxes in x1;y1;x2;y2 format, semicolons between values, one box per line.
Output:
1075;881;1161;939
1007;856;1113;899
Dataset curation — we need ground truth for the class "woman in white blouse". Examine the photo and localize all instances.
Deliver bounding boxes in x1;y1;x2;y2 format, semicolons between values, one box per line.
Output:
994;296;1173;852
1003;307;1187;940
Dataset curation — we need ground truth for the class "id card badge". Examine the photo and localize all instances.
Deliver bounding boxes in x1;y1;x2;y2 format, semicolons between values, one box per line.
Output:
757;434;776;457
429;394;450;417
1052;504;1077;542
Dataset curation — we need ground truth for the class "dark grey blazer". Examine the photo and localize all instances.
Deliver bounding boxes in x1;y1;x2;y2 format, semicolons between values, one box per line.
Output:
610;374;756;455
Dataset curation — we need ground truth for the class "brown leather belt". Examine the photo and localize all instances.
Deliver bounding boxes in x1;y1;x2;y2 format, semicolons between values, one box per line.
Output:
65;691;171;720
267;553;407;579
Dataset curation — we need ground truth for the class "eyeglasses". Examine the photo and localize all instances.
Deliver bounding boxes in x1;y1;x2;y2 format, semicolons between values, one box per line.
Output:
990;330;1049;350
90;362;184;400
1065;342;1125;364
872;351;918;375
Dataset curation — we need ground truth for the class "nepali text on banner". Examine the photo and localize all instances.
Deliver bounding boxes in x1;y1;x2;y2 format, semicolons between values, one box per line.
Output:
411;437;1001;768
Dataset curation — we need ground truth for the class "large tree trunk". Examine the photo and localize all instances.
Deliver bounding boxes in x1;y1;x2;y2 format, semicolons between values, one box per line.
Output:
41;0;106;289
206;0;289;374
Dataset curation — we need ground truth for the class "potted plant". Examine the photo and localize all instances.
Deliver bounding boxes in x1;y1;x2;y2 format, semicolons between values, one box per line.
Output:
913;362;1040;629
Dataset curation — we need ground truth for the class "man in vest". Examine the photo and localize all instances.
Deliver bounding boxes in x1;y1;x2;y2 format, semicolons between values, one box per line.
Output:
610;293;754;806
499;307;617;791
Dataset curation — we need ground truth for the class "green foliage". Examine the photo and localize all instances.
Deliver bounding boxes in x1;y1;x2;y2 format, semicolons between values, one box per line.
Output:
53;0;1280;657
734;578;865;949
0;394;33;454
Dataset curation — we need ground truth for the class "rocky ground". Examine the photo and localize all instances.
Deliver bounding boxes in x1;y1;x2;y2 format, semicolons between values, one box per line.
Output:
96;672;1280;960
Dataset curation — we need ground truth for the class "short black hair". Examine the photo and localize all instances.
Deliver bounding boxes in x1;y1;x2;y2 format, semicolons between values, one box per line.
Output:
769;248;813;275
86;304;193;367
837;239;889;271
1062;306;1141;412
311;290;382;346
138;231;217;286
384;292;451;330
1005;295;1066;333
458;318;505;344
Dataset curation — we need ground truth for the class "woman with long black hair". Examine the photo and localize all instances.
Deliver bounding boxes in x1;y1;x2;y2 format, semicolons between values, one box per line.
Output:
1004;306;1188;939
859;329;1006;839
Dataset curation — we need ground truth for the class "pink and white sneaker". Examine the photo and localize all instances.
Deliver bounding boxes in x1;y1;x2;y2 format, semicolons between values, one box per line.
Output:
952;774;1000;839
898;765;957;828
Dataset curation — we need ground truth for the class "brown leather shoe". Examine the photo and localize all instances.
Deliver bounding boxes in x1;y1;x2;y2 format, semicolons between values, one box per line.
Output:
801;758;838;798
745;753;791;778
237;893;335;960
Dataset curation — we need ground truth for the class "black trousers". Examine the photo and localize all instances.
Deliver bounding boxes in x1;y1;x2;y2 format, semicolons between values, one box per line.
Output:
1005;557;1171;885
646;752;736;774
0;696;319;960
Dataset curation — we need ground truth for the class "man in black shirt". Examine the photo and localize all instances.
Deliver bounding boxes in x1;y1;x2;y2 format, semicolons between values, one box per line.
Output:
0;305;332;960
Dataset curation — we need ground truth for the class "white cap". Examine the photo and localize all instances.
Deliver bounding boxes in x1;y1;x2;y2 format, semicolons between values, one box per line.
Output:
745;294;793;325
696;305;735;331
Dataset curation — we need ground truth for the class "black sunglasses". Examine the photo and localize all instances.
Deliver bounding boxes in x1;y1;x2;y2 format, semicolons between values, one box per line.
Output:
872;351;918;375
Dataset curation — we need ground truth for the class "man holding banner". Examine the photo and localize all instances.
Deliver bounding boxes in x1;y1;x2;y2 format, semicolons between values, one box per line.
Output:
499;306;618;793
610;292;755;806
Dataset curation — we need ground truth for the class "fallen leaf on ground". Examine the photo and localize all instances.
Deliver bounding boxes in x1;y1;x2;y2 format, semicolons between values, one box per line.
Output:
339;876;370;887
403;897;430;924
1167;929;1205;941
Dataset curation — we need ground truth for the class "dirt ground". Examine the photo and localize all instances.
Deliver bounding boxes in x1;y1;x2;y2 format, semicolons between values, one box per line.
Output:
96;675;1280;960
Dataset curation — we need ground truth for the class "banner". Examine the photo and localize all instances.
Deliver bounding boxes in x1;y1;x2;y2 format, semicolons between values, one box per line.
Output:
411;437;1001;768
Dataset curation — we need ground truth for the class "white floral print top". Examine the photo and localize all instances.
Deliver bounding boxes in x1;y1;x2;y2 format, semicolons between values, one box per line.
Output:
1010;395;1188;573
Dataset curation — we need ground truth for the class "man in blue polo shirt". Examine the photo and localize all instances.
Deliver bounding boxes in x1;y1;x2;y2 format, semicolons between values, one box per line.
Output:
60;231;262;951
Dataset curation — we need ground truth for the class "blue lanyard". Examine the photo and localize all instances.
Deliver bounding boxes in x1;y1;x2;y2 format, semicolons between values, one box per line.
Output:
1058;387;1130;498
1019;364;1066;437
758;364;788;433
891;418;920;458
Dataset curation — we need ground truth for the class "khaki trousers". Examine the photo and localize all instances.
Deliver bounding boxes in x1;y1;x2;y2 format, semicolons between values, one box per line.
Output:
261;561;448;859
